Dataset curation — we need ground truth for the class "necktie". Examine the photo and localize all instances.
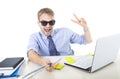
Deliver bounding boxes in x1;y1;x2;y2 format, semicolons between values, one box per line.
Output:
47;35;60;56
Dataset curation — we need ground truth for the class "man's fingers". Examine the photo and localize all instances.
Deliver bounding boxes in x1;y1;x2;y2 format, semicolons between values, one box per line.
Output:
45;66;53;72
73;13;80;21
71;19;77;23
71;19;81;25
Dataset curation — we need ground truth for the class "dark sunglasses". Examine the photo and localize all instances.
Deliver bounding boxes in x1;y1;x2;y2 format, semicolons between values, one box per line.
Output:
40;20;55;26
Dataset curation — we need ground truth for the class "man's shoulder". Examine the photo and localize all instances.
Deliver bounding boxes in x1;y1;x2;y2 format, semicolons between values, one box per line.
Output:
30;32;39;35
29;32;41;38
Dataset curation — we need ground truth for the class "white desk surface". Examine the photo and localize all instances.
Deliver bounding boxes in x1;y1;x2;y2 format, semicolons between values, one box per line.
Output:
21;55;120;79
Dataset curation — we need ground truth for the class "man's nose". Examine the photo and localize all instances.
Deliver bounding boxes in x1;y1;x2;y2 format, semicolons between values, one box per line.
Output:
46;23;50;27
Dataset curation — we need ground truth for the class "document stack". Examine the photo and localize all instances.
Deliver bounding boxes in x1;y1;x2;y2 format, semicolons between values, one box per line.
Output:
0;57;24;79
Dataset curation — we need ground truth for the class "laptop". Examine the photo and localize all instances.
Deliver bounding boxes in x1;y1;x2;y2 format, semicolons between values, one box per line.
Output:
64;34;120;72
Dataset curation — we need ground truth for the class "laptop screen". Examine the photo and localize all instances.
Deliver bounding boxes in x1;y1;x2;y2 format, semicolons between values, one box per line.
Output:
91;34;120;72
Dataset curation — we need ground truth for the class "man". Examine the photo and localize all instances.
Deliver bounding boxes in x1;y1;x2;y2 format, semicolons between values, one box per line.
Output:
27;8;92;71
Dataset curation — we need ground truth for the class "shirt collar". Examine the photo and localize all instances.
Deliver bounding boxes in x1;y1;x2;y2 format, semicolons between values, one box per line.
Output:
39;30;55;39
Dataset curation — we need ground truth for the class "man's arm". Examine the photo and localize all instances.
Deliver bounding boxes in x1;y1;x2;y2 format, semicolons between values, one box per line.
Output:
71;14;92;43
28;50;53;71
28;50;52;66
83;26;92;43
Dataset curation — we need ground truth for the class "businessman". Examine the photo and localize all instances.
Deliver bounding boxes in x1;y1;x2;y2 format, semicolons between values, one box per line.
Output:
27;7;92;71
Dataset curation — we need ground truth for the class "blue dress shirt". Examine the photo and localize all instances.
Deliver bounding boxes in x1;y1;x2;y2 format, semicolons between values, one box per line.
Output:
27;28;87;56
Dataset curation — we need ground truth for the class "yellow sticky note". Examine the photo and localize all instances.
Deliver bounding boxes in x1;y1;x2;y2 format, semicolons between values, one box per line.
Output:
65;56;76;64
87;53;94;56
54;63;64;70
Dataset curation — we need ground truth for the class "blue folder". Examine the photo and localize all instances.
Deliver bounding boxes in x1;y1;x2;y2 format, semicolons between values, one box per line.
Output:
0;65;21;78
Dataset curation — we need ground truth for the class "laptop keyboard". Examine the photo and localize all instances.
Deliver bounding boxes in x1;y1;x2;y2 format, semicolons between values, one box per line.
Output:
72;56;93;69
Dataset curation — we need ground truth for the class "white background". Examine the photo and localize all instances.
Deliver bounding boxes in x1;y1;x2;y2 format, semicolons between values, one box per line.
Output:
0;0;120;57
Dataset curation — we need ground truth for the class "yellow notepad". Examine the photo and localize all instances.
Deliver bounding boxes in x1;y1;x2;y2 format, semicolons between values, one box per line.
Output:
53;63;64;70
65;56;76;64
87;53;94;56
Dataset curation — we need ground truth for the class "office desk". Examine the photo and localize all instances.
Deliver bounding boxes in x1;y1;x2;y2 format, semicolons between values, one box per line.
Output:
22;56;120;79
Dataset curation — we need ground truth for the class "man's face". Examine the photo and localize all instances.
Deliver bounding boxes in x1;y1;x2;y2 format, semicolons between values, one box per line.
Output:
38;13;55;36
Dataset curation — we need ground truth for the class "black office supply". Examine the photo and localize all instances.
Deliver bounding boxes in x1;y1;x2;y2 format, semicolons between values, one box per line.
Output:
0;57;24;70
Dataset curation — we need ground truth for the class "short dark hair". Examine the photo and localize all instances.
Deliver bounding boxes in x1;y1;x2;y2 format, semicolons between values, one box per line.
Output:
37;8;54;21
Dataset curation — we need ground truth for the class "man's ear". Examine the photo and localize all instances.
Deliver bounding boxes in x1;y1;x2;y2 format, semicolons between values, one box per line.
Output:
37;21;40;26
37;21;39;24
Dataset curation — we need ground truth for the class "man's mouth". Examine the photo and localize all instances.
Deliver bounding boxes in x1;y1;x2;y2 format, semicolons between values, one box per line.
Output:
44;28;51;32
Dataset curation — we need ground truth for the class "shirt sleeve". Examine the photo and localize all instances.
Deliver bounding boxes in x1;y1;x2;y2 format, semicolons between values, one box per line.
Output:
68;29;87;45
27;34;40;55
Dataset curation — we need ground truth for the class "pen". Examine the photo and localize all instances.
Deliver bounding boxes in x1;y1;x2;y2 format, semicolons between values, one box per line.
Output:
47;58;62;67
20;57;62;79
21;66;45;79
53;58;62;64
